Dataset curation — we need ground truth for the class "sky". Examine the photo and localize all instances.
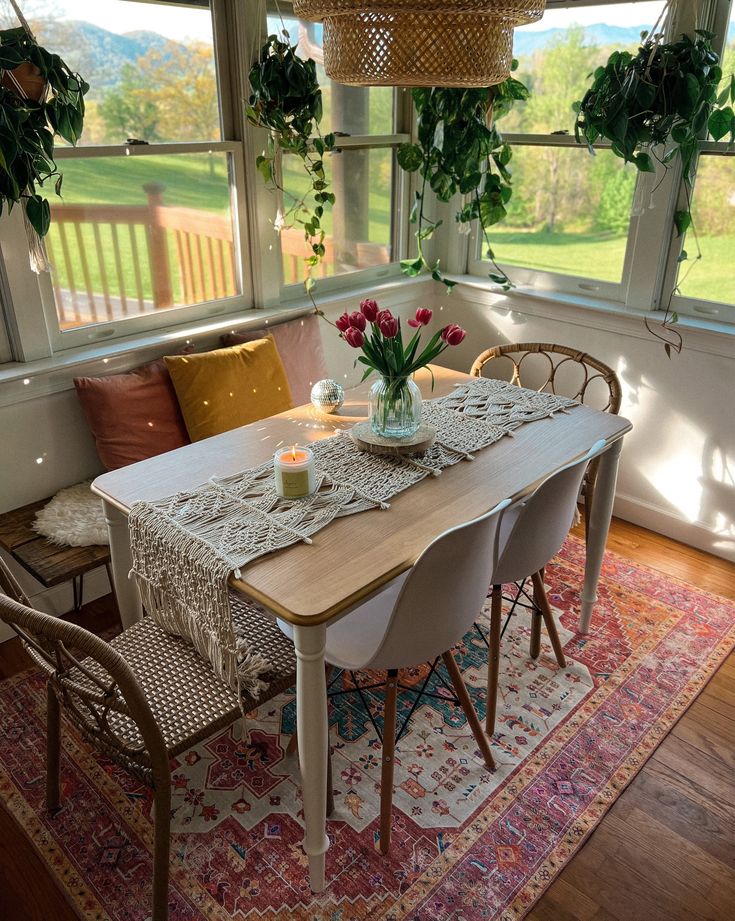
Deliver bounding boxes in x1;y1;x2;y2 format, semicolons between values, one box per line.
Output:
13;0;212;43
12;0;672;43
519;2;666;32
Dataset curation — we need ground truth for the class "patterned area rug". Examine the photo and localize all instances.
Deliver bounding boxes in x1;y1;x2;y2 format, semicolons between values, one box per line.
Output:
1;535;733;921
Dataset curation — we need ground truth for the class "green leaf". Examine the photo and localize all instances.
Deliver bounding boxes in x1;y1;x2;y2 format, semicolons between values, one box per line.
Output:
674;210;692;236
708;106;734;141
25;194;50;237
400;257;423;276
397;143;423;172
634;151;656;173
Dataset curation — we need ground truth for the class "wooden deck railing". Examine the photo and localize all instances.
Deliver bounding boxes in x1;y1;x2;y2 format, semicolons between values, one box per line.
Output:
47;186;390;330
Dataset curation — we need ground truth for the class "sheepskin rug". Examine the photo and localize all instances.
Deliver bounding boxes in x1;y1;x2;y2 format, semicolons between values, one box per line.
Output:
33;482;109;547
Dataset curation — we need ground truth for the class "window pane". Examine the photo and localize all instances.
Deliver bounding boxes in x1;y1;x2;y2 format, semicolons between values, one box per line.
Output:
267;12;394;134
676;155;735;306
481;146;634;283
281;148;393;285
12;1;219;144
41;153;240;331
502;2;666;134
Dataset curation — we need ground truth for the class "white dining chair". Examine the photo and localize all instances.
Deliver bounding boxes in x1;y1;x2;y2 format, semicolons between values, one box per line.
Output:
279;497;511;854
484;439;609;735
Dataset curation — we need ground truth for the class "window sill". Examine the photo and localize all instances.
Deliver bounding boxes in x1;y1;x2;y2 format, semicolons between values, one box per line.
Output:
450;276;735;358
0;275;433;408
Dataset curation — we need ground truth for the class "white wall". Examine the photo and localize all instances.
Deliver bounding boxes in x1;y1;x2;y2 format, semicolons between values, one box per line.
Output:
431;281;735;562
1;275;732;646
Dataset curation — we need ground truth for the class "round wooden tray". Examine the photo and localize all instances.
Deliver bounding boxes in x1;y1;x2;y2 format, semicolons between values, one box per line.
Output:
350;422;436;456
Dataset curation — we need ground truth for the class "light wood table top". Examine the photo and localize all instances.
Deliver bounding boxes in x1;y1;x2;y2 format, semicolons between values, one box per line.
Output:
93;366;631;625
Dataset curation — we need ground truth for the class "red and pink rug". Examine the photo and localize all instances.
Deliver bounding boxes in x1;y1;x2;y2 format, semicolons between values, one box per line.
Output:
1;535;733;920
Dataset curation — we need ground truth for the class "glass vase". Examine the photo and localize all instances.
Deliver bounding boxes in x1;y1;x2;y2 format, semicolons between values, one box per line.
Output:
369;376;422;439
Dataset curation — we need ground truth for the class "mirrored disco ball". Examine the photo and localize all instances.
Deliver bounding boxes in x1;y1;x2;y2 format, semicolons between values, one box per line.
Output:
310;378;345;414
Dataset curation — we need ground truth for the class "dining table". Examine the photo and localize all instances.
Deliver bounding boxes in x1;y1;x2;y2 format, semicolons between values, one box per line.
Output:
91;364;632;893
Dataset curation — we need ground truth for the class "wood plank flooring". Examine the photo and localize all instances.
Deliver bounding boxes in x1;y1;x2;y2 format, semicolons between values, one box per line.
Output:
0;518;733;921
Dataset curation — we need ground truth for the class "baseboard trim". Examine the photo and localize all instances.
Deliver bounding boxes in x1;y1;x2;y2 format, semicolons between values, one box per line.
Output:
613;492;734;562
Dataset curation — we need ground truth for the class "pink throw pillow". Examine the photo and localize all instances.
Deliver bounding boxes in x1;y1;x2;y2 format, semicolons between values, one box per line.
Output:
74;359;191;471
221;314;328;405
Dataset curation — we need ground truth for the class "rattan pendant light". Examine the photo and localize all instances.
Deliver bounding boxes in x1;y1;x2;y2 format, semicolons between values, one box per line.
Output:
293;1;546;87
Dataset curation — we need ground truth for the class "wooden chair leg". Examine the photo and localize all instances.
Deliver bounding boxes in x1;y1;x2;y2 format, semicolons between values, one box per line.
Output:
379;669;398;855
529;611;542;659
442;651;495;771
286;732;298;756
530;571;566;668
46;683;61;813
485;585;502;736
151;779;172;921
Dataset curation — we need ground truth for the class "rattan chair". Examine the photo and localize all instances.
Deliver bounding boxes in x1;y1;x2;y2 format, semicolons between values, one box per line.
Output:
470;342;622;541
0;556;302;921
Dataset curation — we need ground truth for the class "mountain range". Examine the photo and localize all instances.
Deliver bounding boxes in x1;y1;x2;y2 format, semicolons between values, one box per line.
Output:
34;18;735;99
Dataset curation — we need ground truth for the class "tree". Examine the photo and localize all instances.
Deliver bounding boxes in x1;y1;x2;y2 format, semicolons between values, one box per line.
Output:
99;41;218;144
99;62;160;142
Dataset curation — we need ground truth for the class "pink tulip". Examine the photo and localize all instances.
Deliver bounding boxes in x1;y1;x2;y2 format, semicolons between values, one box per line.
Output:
440;324;466;346
335;312;351;333
349;311;367;331
360;298;380;322
376;309;394;326
379;316;399;339
407;307;433;328
344;327;365;348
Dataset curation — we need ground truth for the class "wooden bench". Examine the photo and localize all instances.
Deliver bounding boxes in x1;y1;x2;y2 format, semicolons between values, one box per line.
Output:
0;499;112;611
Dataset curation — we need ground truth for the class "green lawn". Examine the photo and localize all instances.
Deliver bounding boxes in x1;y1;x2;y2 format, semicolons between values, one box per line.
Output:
42;155;734;325
487;228;734;305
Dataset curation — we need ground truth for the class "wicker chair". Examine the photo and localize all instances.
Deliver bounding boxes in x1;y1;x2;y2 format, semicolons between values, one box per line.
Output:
0;556;302;921
470;342;622;541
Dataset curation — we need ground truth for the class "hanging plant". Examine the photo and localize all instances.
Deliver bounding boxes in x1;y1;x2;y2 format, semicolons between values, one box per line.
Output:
0;5;88;269
573;15;734;353
246;32;336;294
396;63;529;293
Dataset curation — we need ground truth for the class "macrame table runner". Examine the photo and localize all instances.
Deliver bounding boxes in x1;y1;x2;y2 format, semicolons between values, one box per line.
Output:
129;379;577;701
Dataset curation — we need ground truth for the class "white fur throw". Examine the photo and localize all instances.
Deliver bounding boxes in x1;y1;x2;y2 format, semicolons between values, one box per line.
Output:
34;481;109;547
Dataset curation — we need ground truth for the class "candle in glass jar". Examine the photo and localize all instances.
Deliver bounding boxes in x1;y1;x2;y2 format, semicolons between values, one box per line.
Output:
274;445;317;498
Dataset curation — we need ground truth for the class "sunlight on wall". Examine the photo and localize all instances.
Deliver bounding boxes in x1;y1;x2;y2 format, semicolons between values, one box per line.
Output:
642;412;705;523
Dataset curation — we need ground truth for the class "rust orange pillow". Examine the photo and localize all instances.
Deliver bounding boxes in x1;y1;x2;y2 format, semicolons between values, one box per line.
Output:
74;360;190;471
164;338;294;442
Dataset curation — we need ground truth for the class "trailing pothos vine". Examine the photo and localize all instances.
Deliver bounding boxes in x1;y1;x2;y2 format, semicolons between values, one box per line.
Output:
246;32;336;297
396;62;529;293
574;23;734;355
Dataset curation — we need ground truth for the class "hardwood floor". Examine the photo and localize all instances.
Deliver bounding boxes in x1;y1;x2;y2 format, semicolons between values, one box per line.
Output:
0;519;733;921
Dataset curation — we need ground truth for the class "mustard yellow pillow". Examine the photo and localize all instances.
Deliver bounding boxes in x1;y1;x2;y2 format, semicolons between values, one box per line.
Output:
165;338;293;442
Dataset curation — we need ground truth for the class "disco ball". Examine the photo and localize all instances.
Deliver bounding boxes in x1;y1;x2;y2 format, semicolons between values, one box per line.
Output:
310;378;345;414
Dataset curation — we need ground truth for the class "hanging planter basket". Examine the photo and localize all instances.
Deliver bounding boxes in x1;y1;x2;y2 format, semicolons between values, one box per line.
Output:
293;1;546;86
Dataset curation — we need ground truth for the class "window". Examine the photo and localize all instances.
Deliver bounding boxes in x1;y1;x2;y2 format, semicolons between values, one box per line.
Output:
267;3;408;289
668;3;735;321
469;0;667;298
1;0;249;353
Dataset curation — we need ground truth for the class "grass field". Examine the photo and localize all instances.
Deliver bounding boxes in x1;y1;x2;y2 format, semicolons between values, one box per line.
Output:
489;228;734;305
41;156;733;327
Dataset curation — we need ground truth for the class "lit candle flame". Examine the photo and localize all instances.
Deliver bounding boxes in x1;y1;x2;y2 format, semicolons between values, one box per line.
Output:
291;445;297;461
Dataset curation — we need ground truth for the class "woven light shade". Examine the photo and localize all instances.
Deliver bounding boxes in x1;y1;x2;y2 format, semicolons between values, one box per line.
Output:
293;1;545;19
323;12;514;87
293;2;546;86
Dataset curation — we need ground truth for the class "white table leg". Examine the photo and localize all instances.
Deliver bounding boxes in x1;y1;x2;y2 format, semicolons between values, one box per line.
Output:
293;622;329;892
580;438;623;634
103;501;143;629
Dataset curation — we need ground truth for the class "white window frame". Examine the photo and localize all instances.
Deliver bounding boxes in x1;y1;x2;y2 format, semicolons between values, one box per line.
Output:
265;1;412;301
466;0;735;324
0;0;256;361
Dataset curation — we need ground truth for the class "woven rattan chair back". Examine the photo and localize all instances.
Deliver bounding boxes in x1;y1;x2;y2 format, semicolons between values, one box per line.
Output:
0;592;168;774
470;342;622;414
0;554;30;605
